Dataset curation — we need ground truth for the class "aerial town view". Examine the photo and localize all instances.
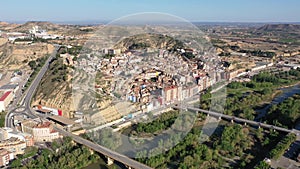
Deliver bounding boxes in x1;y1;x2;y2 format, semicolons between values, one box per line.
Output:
0;0;300;169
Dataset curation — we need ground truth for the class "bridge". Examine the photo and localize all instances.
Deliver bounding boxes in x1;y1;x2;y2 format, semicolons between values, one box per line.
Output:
173;106;300;135
55;127;152;169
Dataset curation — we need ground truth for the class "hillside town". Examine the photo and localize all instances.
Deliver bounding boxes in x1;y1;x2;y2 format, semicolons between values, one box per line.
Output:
0;20;299;168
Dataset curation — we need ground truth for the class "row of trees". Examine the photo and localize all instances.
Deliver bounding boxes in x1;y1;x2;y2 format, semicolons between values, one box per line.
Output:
254;133;296;169
135;110;179;134
238;49;276;58
269;133;297;160
25;55;49;89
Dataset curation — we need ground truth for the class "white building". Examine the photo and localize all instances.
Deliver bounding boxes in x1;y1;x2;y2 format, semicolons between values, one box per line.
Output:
0;91;13;112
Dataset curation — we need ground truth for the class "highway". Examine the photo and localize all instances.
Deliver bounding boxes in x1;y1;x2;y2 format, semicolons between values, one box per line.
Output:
5;46;59;128
174;106;300;135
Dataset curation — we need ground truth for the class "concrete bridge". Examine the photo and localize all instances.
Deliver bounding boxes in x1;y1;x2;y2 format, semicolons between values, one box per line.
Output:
55;127;152;169
173;106;300;135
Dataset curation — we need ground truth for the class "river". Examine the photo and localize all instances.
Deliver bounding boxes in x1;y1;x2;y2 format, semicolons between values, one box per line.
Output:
255;84;300;121
84;84;300;169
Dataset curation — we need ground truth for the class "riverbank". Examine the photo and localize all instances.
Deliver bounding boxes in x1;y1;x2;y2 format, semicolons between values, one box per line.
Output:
255;82;300;121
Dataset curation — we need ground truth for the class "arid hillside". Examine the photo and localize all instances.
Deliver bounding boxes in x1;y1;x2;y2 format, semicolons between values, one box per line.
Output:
32;56;74;118
0;42;54;70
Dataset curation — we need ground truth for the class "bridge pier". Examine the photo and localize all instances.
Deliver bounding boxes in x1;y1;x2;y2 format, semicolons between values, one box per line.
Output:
106;156;114;166
231;119;234;123
218;116;221;120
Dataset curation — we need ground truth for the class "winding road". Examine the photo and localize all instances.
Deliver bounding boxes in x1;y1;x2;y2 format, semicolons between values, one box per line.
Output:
5;45;152;169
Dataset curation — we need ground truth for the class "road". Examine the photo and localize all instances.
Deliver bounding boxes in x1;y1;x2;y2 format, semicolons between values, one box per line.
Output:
5;45;152;169
5;46;59;128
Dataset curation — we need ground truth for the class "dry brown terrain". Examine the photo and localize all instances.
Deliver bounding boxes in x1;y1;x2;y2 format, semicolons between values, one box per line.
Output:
0;42;54;70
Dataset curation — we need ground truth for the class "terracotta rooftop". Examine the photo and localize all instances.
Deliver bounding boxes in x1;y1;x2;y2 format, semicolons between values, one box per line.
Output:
0;91;12;101
34;121;52;128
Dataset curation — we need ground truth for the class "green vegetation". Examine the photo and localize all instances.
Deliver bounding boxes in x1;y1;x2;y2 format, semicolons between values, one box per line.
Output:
182;52;195;59
269;133;296;160
24;55;48;89
134;123;262;169
200;69;300;120
121;106;287;169
254;161;271;169
88;128;122;151
238;49;276;58
0;111;6;127
129;42;150;50
102;53;115;59
215;125;251;157
11;137;100;169
135;127;214;169
266;94;300;128
49;56;69;82
60;46;83;56
219;52;231;56
135;110;179;134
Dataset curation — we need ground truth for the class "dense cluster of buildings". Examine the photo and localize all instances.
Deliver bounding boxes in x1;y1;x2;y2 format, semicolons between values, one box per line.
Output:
90;48;226;112
0;148;14;167
0;119;61;167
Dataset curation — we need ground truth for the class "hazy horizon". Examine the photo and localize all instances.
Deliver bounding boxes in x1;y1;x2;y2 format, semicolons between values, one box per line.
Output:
1;0;300;24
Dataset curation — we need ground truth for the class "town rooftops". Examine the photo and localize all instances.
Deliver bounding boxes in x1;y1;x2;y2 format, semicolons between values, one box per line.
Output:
164;85;177;91
0;148;11;156
0;91;12;101
34;121;52;128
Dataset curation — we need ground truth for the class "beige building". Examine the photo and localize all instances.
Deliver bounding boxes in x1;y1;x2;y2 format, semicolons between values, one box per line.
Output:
163;85;178;104
0;127;34;147
21;120;60;142
0;148;14;167
0;137;26;155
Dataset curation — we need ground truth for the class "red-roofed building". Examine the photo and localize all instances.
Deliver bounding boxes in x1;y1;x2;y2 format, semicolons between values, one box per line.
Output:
0;91;13;112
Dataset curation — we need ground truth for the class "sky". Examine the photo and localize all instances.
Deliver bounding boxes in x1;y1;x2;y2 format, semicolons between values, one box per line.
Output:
1;0;300;23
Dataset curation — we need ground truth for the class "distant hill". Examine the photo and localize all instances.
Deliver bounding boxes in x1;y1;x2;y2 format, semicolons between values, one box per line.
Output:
114;33;184;52
13;21;61;32
0;21;9;26
257;24;300;32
